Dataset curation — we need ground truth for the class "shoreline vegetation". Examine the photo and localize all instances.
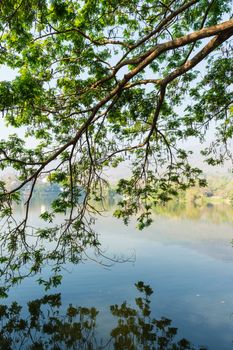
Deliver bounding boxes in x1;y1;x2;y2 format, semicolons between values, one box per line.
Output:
2;173;233;203
4;173;233;225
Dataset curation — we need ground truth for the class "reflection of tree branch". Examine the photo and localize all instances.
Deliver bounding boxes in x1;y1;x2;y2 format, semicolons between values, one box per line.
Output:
0;282;206;350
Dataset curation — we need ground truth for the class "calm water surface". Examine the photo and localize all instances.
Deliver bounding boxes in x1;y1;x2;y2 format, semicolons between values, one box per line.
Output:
4;199;233;349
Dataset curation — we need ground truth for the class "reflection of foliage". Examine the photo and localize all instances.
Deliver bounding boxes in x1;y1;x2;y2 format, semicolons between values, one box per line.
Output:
0;282;205;350
153;200;233;224
0;294;99;350
110;282;198;350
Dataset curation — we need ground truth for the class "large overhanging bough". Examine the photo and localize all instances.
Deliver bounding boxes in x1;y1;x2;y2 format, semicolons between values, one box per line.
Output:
0;0;232;295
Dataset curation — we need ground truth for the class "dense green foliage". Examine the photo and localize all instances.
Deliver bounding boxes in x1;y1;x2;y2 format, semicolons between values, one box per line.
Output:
0;0;232;291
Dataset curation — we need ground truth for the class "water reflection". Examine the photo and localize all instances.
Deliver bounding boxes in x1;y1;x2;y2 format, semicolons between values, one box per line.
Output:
0;282;206;350
0;198;232;348
1;197;233;297
152;200;233;224
1;194;133;297
18;194;233;225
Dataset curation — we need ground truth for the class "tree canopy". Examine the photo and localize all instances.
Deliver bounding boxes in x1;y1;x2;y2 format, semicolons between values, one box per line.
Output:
0;0;233;292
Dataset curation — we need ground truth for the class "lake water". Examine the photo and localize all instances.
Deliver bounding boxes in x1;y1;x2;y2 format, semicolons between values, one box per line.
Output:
2;199;233;349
